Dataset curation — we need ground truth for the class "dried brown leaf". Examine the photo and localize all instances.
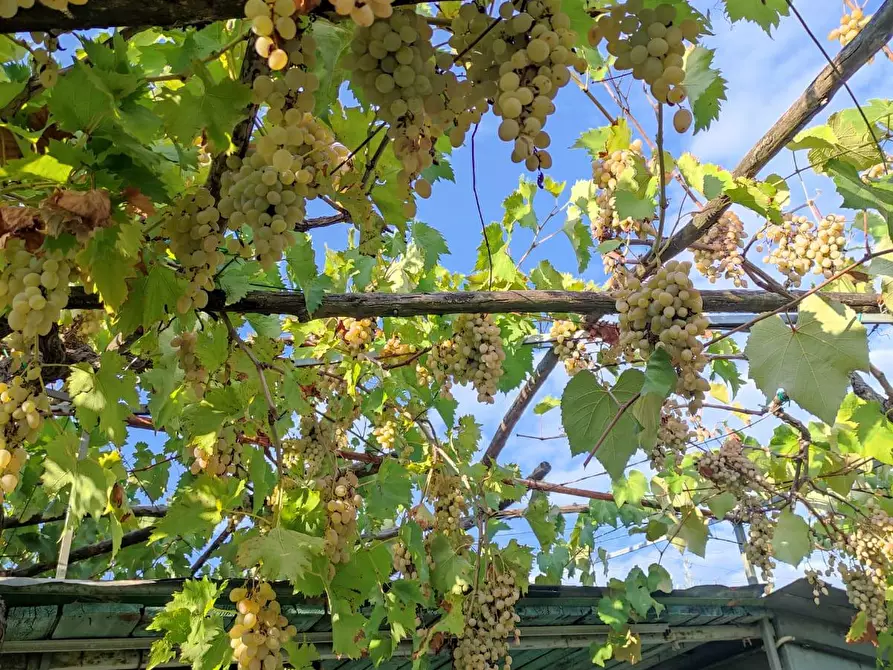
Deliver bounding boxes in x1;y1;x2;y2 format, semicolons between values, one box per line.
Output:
0;206;43;250
42;188;112;239
0;127;23;164
122;186;156;218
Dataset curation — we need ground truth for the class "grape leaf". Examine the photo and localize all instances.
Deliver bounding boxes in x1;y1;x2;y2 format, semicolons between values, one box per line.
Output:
722;0;789;33
428;533;472;595
150;475;244;544
745;295;869;424
683;47;727;133
67;351;139;446
410;221;450;272
534;396;560;414
281;642;319;669
76;225;138;310
364;459;413;519
612;470;647;508
597;596;630;630
524;491;563;549
48;64;117;133
774;510;810;566
40;431;112;522
561;369;644;478
236;527;324;582
826;159;893;236
117;264;185;335
670;508;708;557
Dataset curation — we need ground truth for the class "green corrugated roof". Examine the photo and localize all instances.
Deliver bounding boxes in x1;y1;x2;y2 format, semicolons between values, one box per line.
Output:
0;578;850;669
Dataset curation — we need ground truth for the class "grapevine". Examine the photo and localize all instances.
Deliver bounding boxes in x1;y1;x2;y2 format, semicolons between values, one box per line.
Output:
228;582;298;670
430;313;506;404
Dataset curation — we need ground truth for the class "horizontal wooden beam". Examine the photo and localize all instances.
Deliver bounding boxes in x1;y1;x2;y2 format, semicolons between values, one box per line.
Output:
65;286;884;320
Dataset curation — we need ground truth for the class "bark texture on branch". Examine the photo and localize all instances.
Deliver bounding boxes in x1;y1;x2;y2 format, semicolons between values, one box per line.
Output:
652;0;893;262
66;286;885;319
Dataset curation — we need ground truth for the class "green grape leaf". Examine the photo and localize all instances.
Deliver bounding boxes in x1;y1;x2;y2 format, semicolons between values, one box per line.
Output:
826;159;893;236
612;470;648;508
561;369;644;478
647;564;673;593
683;47;727;133
524;491;563;549
329;599;369;658
146;639;175;670
745;295;869;424
676;153;733;199
151;475;244;544
706;492;737;520
428;533;473;595
410;221;450;272
117;264;185;335
534;396;560;414
0;153;74;183
773;510;810;566
180;617;231;670
364;459;413;520
67;351;139;446
281;642;319;669
597;595;630;630
722;0;789;33
590;641;614;667
846;611;869;644
76;225;138;310
40;431;112;522
48;63;117;133
846;401;893;464
236;527;324;582
670;509;708;557
614;188;655;221
502;176;538;232
641;348;677;397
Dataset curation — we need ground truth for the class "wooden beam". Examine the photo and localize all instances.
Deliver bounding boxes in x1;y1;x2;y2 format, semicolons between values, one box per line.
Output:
65;286;883;320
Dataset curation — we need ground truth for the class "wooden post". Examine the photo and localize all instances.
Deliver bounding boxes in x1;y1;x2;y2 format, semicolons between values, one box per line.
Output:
55;431;89;580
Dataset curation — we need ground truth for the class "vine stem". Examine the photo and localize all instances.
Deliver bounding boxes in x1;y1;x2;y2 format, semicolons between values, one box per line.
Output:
221;312;284;525
707;246;893;348
652;104;668;260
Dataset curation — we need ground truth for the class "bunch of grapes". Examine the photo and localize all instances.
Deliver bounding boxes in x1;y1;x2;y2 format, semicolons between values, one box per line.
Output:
162;189;226;314
549;320;590;376
837;509;893;577
591;140;655;240
757;214;848;286
0;435;28;504
0;0;86;20
283;414;344;480
341;317;378;354
379;335;420;368
805;568;830;606
243;0;306;70
228;582;298;670
840;563;888;631
695;437;763;498
343;10;443;196
589;0;700;132
319;469;363;564
828;8;871;48
744;511;776;592
692;211;747;287
329;0;393;26
487;0;586;171
392;541;419;579
430;314;506;404
439;66;491;149
372;418;397;451
649;408;694;470
454;566;522;670
428;470;469;543
0;372;47;463
863;156;892;182
171;331;210;398
30;32;61;88
449;2;501;123
252;33;322;119
0;239;73;339
613;261;710;411
189;425;244;477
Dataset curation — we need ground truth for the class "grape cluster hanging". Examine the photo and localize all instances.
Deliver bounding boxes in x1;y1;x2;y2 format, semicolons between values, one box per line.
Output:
429;313;506;404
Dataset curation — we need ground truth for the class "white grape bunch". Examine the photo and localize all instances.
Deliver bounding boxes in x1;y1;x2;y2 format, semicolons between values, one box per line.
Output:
243;0;311;70
428;469;470;545
171;330;210;399
30;32;61;88
829;8;871;48
283;414;345;480
228;582;298;670
0;0;87;20
162;189;226;314
430;313;506;404
486;0;587;171
549;319;590;376
757;213;847;286
695;436;763;498
0;371;39;505
693;211;747;287
328;0;393;27
454;565;522;670
341;317;378;354
190;425;244;477
613;261;710;411
862;155;892;182
252;32;325;120
0;238;73;339
343;10;443;201
320;469;363;564
591;139;655;240
650;408;694;470
744;510;776;592
589;0;701;132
